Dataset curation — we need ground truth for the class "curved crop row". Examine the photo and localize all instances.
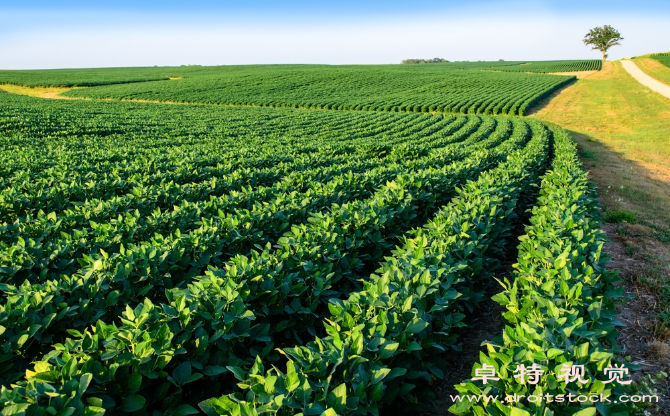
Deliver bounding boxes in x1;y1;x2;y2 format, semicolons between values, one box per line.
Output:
58;66;573;116
0;117;520;382
450;125;631;416
489;60;602;74
195;120;552;415
0;116;550;415
0;80;629;416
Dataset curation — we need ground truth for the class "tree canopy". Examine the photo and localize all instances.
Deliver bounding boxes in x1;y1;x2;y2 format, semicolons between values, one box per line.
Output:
583;25;623;62
401;58;449;64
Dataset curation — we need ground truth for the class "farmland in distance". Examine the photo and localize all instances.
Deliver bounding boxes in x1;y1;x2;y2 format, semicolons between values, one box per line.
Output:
0;59;636;416
1;61;600;116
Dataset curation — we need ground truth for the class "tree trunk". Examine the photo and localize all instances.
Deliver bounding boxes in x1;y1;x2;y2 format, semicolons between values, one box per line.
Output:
602;50;606;63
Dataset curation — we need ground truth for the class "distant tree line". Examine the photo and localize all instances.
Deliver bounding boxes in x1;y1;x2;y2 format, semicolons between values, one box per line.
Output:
401;58;450;64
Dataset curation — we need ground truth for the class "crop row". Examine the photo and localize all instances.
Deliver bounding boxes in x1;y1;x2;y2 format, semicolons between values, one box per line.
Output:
0;68;174;87
488;60;602;74
0;115;526;388
59;66;574;116
0;82;627;415
650;53;670;69
1;89;547;415
0;114;549;415
1;98;447;218
0;61;599;89
449;125;632;416
1;100;501;286
1;116;493;283
196;119;552;415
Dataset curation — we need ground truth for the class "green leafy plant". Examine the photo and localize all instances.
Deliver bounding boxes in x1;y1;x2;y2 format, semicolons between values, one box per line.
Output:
449;125;634;416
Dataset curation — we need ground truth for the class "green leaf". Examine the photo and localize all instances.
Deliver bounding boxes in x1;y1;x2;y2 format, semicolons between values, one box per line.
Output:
547;348;564;359
226;366;246;381
16;334;29;348
575;342;589;359
429;367;444;379
405;318;428;334
491;292;509;306
510;408;531;416
406;341;422;352
590;352;612;362
198;402;215;416
326;383;347;413
239;403;257;416
203;366;227;376
1;404;31;416
172;362;192;386
378;342;399;360
370;382;384;401
120;395;146;412
86;398;103;407
83;406;106;416
448;400;472;415
572;408;597;416
125;373;142;395
385;367;407;381
264;376;277;394
78;373;93;397
67;329;83;338
371;368;391;384
402;296;413;312
285;372;300;392
169;404;200;416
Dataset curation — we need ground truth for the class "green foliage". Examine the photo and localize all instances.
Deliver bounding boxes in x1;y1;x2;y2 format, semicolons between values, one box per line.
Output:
650;52;670;69
20;64;579;116
0;91;523;413
0;67;173;87
449;125;632;416
197;121;552;415
487;60;602;73
583;25;624;60
0;62;600;117
401;58;450;64
0;76;633;414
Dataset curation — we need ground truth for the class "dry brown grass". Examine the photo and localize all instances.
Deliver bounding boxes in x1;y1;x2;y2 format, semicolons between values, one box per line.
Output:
0;84;73;98
547;70;598;79
649;341;670;360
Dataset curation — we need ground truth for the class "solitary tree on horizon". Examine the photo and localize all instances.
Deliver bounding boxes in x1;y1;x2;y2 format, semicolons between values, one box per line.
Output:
583;25;624;63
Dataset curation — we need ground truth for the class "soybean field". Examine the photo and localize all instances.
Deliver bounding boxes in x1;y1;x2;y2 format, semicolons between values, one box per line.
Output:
56;65;572;116
651;52;670;68
0;68;172;88
485;59;602;73
0;59;631;416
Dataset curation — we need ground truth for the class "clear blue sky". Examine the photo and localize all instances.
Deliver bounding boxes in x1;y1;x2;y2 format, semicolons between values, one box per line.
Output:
1;0;669;68
7;0;670;15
